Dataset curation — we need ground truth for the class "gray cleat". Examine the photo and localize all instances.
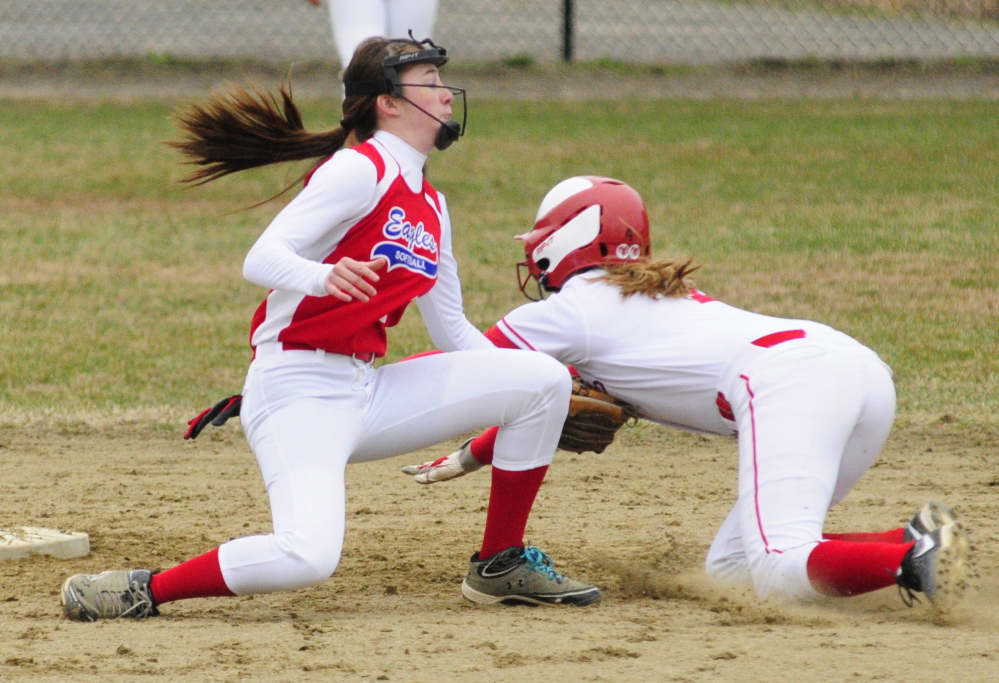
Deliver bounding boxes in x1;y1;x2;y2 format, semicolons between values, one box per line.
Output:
61;569;158;621
903;501;958;543
896;523;972;612
461;545;601;607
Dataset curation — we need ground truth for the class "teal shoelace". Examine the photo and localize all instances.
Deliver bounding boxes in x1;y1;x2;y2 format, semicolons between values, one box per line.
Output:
523;546;565;584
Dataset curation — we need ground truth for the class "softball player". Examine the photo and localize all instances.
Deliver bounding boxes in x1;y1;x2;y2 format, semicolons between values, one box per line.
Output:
405;176;973;609
304;0;440;69
60;38;599;622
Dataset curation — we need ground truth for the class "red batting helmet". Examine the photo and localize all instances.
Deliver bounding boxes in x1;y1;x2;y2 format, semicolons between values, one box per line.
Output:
516;176;651;299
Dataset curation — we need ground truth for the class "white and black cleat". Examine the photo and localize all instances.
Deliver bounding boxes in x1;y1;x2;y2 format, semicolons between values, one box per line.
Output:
903;501;959;543
896;522;973;613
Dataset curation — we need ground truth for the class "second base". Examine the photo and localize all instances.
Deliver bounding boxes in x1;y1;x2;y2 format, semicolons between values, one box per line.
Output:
0;527;91;561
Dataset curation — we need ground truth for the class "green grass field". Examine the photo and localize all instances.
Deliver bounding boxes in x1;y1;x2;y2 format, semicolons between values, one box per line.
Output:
0;98;996;424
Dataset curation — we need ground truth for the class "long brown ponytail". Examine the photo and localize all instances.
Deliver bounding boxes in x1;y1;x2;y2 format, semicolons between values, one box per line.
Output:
166;36;423;186
594;258;700;299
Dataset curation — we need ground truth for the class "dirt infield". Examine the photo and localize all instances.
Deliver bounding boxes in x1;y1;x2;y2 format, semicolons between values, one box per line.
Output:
1;418;997;682
2;61;998;681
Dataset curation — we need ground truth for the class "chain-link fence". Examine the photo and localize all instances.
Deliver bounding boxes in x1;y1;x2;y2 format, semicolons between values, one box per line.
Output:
2;0;999;64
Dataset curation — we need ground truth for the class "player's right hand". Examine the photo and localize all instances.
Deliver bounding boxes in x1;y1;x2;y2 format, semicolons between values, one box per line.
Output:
325;257;386;302
401;440;485;484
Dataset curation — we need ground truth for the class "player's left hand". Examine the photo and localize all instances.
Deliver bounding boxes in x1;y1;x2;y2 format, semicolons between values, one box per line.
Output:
401;439;484;484
559;379;637;453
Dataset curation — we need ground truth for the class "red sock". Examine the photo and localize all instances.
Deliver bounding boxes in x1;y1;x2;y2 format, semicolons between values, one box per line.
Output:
479;465;548;559
823;528;906;544
149;548;236;605
806;540;914;597
469;426;499;465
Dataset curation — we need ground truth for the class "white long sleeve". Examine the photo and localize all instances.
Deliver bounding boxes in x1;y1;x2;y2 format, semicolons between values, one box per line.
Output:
417;195;493;352
242;148;380;297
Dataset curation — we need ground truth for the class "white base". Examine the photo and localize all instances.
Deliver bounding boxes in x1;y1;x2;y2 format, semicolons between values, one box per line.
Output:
0;527;90;561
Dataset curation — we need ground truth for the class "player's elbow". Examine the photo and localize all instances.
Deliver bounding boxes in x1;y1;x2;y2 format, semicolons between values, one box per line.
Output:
242;243;264;286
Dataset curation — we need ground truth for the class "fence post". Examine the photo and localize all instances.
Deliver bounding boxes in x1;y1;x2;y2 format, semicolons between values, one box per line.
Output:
562;0;575;62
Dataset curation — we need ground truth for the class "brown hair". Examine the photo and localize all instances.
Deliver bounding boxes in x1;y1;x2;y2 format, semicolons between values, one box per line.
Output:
166;37;423;186
593;258;700;298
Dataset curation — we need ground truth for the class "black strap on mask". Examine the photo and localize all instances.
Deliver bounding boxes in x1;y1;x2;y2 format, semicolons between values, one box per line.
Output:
344;33;449;98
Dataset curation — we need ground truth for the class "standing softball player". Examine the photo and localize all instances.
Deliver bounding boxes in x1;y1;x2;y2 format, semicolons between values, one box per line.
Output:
59;37;600;622
303;0;440;70
404;176;974;609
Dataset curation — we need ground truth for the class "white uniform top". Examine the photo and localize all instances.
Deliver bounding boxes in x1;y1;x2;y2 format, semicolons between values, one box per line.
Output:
242;130;492;355
494;270;865;436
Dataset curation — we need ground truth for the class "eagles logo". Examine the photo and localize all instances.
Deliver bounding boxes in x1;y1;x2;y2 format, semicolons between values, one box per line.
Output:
372;207;439;278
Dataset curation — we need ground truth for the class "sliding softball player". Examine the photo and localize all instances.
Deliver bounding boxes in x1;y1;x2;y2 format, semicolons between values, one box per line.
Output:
405;176;974;610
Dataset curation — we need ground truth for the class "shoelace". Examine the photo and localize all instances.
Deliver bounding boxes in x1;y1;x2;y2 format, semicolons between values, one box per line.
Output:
897;583;922;608
92;579;155;619
892;561;921;608
523;546;565;584
127;577;157;617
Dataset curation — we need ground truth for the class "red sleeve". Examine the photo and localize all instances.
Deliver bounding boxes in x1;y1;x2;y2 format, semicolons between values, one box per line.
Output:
484;326;518;349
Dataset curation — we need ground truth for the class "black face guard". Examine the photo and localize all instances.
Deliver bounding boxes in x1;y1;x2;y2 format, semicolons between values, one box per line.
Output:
516;261;549;302
343;35;467;151
396;84;466;150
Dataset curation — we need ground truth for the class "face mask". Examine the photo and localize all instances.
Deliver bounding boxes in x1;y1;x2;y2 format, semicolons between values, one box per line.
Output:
343;38;467;151
399;86;466;151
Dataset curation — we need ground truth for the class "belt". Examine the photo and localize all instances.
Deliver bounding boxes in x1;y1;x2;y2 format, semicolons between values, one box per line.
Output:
716;329;807;422
255;342;376;364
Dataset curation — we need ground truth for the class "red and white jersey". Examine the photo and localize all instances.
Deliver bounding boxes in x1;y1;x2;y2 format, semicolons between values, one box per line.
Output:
492;270;870;436
243;131;490;358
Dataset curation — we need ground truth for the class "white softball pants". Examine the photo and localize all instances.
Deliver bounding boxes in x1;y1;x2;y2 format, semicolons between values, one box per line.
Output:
217;343;570;595
704;336;896;600
328;0;440;66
